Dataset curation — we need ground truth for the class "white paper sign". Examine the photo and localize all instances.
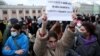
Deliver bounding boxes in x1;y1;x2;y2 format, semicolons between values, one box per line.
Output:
46;0;73;21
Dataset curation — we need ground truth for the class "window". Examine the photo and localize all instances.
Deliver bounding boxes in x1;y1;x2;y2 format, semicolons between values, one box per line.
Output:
33;10;36;13
26;10;29;14
38;10;41;13
3;10;7;14
12;10;16;14
19;10;23;14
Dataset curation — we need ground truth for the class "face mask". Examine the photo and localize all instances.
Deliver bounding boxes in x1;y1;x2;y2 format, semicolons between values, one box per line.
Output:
79;32;84;36
79;31;87;37
11;32;17;37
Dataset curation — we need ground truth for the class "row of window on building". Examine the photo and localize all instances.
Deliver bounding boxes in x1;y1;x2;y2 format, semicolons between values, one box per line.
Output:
2;10;42;14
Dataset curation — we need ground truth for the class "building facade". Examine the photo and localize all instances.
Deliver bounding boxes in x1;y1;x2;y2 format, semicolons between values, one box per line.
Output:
0;4;100;21
0;5;45;20
73;3;100;14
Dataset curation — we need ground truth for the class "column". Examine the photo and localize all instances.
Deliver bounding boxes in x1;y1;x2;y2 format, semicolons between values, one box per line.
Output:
16;9;20;21
23;9;25;19
36;9;38;18
29;9;32;18
0;9;2;20
8;9;11;20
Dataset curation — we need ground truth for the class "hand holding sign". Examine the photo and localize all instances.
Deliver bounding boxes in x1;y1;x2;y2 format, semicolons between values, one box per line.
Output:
67;13;77;32
40;13;47;36
41;13;47;23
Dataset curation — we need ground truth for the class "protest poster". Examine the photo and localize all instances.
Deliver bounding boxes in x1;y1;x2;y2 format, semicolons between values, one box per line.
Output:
46;0;73;21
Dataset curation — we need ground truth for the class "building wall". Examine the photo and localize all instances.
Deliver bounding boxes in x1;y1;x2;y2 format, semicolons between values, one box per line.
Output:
77;4;100;14
0;5;45;20
93;4;100;14
0;9;2;20
79;4;93;14
1;4;99;21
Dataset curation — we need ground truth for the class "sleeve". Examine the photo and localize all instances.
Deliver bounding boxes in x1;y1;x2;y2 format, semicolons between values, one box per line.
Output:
58;28;75;50
21;36;29;55
33;28;48;56
2;37;16;55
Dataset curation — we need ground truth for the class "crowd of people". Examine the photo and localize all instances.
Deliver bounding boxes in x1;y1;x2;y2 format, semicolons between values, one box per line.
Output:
0;13;100;56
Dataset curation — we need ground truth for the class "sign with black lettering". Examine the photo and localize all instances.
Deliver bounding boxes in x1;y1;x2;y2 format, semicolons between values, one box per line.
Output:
46;0;73;21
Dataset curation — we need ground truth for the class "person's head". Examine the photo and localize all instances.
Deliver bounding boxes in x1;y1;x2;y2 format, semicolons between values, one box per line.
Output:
79;22;95;38
54;22;62;40
9;18;18;25
97;18;100;24
47;31;58;50
11;24;21;37
21;17;24;21
27;19;32;26
21;24;28;35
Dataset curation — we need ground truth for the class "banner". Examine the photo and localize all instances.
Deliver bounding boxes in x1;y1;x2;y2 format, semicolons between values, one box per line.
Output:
46;0;73;21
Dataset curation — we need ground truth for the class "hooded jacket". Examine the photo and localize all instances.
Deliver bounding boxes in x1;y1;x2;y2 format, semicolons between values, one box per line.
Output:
75;35;100;56
2;33;29;56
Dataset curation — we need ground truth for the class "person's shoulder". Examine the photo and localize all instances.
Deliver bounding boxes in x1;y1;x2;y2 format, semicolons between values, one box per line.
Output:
20;33;28;39
6;36;13;41
20;33;27;36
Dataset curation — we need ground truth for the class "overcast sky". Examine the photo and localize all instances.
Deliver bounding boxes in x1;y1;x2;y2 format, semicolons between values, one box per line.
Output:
3;0;46;5
3;0;100;5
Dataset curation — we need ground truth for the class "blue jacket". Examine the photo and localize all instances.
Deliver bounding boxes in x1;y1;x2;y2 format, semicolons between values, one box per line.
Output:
2;33;29;56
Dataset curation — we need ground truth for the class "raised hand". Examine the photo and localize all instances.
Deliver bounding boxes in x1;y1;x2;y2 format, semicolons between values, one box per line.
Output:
67;13;77;32
40;13;48;37
41;13;47;24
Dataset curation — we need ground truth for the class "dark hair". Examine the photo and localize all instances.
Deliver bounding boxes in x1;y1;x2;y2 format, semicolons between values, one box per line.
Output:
10;18;18;25
82;22;95;35
47;31;58;41
54;23;62;34
11;24;22;30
